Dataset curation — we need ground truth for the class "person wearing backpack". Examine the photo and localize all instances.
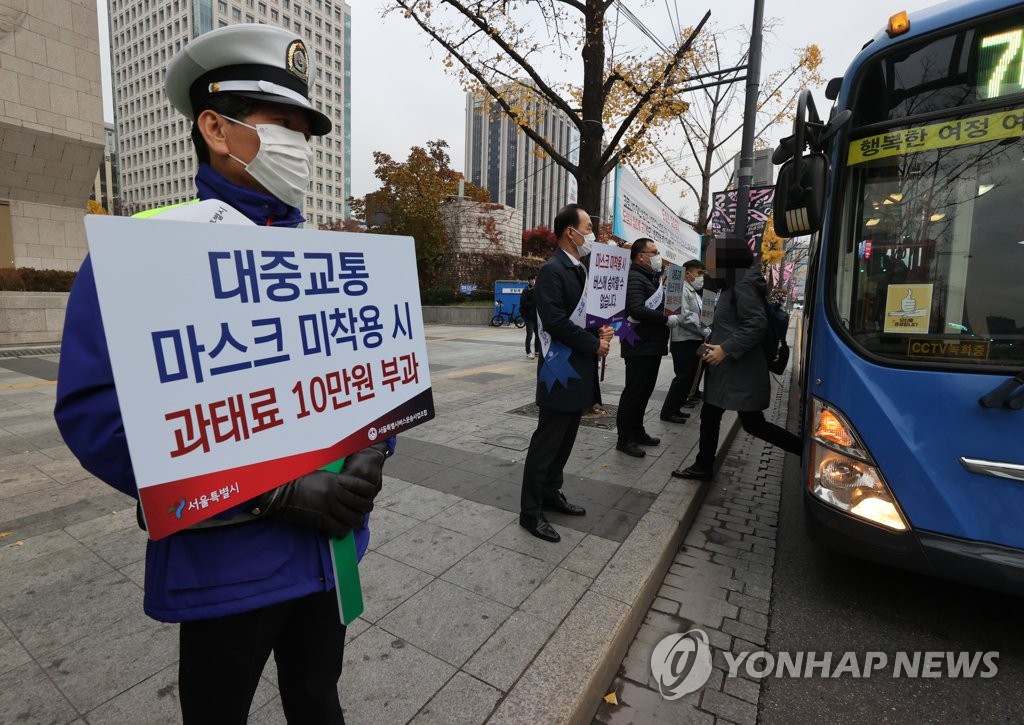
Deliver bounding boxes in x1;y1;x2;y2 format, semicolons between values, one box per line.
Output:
672;246;801;481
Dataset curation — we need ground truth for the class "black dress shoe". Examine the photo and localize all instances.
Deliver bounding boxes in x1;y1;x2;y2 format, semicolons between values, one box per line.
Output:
636;433;661;446
616;440;646;457
671;464;713;480
660;412;690;424
519;514;561;542
542;492;586;516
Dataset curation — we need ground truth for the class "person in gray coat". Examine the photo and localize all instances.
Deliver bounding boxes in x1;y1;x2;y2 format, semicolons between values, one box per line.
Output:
660;259;710;422
672;246;801;480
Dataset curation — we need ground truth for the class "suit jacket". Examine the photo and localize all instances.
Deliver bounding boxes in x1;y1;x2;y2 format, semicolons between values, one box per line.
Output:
534;249;601;412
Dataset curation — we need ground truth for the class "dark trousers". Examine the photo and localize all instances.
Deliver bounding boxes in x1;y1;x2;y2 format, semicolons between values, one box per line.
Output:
524;317;539;354
661;340;702;416
179;590;346;725
693;402;803;468
616;355;662;442
521;408;582;517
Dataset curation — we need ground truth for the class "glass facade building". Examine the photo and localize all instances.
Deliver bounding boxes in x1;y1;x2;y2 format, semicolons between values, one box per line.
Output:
110;0;352;226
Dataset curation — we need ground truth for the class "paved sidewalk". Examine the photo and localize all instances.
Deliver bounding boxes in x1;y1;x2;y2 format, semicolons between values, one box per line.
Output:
595;364;793;725
0;325;737;724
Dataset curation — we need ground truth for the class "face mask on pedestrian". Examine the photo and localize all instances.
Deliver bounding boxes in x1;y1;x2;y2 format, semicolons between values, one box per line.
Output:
573;227;595;257
222;115;314;209
648;253;663;271
691;274;704;291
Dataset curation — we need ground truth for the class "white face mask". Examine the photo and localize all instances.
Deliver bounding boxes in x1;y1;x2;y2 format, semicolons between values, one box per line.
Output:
648;253;663;271
224;116;314;209
574;229;596;257
691;275;704;291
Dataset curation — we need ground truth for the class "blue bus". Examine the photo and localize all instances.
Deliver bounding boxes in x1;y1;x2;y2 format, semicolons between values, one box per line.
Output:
772;0;1024;594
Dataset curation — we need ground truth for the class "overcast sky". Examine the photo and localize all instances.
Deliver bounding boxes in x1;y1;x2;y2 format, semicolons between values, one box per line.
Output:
97;0;938;214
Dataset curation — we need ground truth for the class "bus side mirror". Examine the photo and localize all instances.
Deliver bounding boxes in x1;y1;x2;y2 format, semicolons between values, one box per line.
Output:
774;153;828;237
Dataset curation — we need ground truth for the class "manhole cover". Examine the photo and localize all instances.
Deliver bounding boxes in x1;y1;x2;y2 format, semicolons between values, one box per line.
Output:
507;403;619;430
486;434;530;451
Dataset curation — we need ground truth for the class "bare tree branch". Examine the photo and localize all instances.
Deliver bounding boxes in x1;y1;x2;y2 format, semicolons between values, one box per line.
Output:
396;0;581;125
395;1;575;170
601;9;711;169
626;159;680;214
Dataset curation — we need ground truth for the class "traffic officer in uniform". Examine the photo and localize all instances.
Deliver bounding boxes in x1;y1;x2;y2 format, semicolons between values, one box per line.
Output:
55;24;390;724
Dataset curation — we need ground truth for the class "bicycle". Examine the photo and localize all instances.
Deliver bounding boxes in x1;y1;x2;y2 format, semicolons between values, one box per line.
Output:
491;300;526;328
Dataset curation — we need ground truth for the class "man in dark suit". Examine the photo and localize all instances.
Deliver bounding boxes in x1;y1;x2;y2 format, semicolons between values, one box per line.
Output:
520;204;614;542
615;238;679;457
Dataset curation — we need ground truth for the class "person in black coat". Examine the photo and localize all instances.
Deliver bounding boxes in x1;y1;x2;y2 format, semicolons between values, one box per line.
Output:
615;238;681;457
520;204;614;543
672;246;801;480
520;275;539;358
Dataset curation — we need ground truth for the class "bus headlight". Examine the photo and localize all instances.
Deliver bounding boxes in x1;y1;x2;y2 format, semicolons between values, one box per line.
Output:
808;399;908;531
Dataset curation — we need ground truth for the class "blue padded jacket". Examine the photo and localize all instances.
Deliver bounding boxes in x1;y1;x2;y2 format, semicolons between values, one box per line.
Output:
55;165;392;622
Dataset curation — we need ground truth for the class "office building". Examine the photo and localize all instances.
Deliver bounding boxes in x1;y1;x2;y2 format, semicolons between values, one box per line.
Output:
465;87;578;232
109;0;352;225
91;124;121;213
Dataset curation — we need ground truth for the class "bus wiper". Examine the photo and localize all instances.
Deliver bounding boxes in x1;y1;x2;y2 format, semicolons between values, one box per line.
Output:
979;369;1024;409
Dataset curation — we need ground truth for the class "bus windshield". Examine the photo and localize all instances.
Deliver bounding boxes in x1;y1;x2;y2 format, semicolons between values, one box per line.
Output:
832;8;1024;370
835;114;1024;369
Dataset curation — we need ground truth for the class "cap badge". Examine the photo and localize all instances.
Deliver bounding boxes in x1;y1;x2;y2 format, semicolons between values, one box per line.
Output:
285;39;309;83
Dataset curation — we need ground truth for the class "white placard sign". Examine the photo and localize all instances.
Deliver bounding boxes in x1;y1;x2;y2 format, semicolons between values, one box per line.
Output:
84;216;434;540
664;264;685;315
700;289;717;327
584;243;631;328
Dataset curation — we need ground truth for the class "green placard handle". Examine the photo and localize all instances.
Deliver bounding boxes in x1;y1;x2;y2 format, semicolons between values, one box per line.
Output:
321;457;364;626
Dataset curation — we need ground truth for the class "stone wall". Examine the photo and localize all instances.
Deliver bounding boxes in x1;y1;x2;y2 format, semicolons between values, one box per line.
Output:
0;290;68;346
0;0;105;271
440;198;523;256
420;305;491;326
8;199;87;270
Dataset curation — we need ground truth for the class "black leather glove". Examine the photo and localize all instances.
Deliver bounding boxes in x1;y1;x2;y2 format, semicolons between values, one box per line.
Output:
250;469;374;539
340;442;390;494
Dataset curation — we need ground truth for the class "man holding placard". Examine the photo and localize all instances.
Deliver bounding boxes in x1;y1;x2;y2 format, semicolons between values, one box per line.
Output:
661;259;710;422
55;24;395;723
520;204;614;543
615;238;680;458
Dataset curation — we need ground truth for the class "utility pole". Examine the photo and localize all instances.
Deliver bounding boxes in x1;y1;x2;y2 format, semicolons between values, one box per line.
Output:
733;0;765;241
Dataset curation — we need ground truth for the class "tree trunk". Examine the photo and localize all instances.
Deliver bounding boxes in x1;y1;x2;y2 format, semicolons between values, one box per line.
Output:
575;165;604;220
577;0;606;221
696;110;719;236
